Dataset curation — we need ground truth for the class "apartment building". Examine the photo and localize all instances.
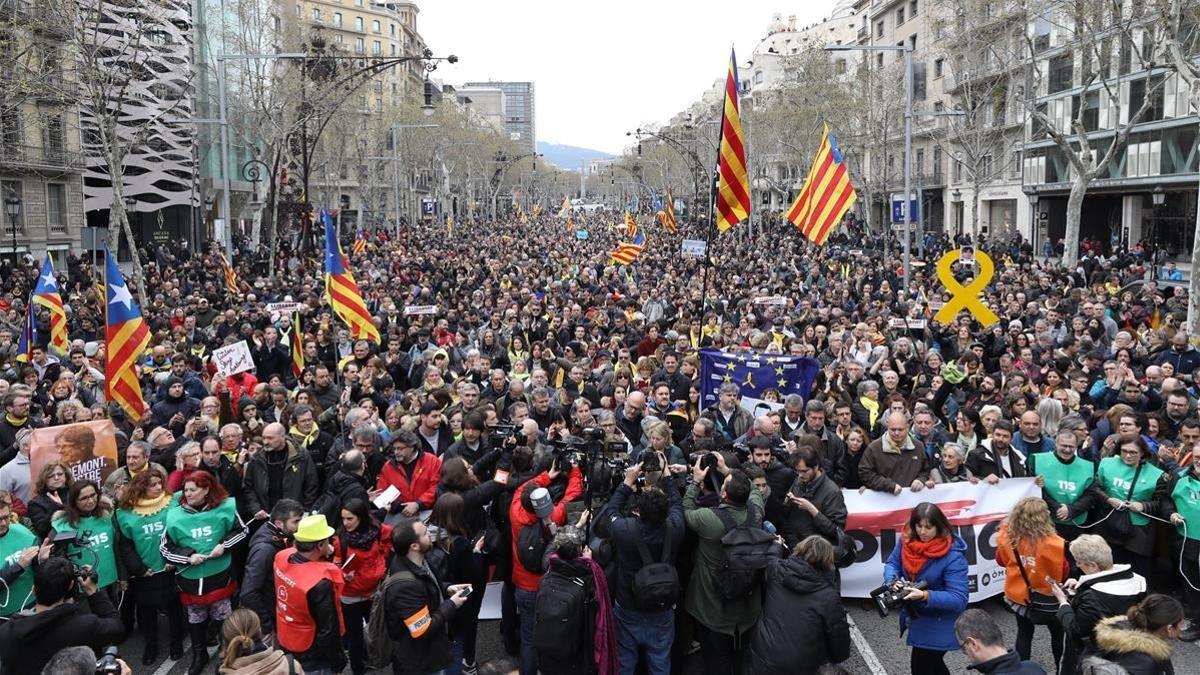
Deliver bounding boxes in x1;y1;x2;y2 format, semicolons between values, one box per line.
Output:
0;0;85;266
464;81;536;153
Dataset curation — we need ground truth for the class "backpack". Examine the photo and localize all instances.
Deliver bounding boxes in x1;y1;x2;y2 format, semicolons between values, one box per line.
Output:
516;521;550;574
310;489;341;526
713;504;777;602
364;569;415;671
533;564;595;674
1078;655;1130;675
631;521;680;611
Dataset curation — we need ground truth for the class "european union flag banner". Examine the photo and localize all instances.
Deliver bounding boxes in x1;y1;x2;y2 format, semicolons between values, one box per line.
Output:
699;348;820;413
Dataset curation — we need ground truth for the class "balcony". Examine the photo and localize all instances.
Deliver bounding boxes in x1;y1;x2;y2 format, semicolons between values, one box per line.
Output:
34;79;79;102
0;0;69;35
0;142;84;172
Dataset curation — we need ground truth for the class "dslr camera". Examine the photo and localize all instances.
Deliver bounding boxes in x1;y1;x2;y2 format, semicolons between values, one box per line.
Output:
869;579;928;617
49;530;99;584
486;423;517;446
95;646;121;674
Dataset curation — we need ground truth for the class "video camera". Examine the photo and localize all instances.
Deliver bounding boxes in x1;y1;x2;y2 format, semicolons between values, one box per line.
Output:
48;530;99;585
869;579;928;617
486;423;518;446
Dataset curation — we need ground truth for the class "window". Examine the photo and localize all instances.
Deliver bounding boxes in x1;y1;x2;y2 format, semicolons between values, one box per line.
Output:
933;147;942;180
910;0;918;16
372;19;380;33
896;7;905;25
0;29;15;61
372;40;381;55
877;52;884;67
1048;54;1073;93
295;4;300;17
909;35;917;51
390;44;396;56
333;12;342;26
913;61;927;101
355;17;363;31
311;7;320;21
953;158;962;181
391;24;396;36
934;58;943;78
1033;16;1051;53
915;148;925;176
1072;90;1100;132
980;154;993;177
272;15;280;31
1;111;20;146
876;20;884;37
375;98;382;112
43;114;64;155
355;37;364;53
46;184;65;231
1129;76;1165;122
835;59;846;75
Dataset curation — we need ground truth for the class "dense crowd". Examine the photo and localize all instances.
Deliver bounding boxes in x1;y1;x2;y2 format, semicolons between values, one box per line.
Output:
0;213;1193;675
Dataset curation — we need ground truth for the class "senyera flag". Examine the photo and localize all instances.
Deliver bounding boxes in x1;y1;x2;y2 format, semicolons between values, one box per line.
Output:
104;248;151;421
323;211;380;344
787;123;858;245
715;48;750;233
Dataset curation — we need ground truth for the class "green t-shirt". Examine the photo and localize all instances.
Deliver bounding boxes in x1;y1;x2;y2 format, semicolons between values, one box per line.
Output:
1031;454;1095;525
1097;456;1164;526
115;499;172;574
0;523;36;616
51;513;118;589
1172;471;1200;541
164;498;238;581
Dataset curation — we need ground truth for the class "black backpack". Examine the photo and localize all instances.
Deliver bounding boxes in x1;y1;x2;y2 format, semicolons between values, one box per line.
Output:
533;564;596;674
516;521;550;574
631;521;680;611
714;504;777;602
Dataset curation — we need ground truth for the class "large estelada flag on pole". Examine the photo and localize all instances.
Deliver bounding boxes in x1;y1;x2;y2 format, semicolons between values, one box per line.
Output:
32;254;69;355
715;49;750;233
104;248;151;421
323;211;380;344
290;310;305;379
787;123;858;245
698;348;820;416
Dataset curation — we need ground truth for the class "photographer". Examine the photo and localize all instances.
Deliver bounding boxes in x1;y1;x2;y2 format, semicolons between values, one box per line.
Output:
747;436;795;531
0;555;125;674
600;454;684;675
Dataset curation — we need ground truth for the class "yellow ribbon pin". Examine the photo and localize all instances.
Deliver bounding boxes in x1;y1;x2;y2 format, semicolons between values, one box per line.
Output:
933;249;999;327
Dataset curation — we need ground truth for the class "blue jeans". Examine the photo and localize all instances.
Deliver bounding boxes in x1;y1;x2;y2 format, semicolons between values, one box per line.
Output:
447;637;464;675
514;588;538;675
614;605;674;675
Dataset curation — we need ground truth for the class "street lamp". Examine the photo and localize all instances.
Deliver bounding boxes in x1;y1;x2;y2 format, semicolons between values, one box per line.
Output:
422;77;437;117
1152;185;1166;276
951;188;962;235
4;193;20;264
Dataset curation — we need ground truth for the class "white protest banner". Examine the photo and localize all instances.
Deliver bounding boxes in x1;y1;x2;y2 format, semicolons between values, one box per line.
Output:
266;301;300;320
403;305;438;316
212;340;255;376
753;295;789;307
680;239;707;259
839;478;1040;602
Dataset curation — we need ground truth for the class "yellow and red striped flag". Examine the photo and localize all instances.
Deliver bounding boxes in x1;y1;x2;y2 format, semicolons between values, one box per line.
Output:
217;252;239;294
609;228;646;265
623;211;638;238
103;247;151;421
323;211;380;343
352;229;367;256
567;217;575;232
657;189;678;234
31;255;69;355
787;123;858;246
716;49;751;232
290;310;305;378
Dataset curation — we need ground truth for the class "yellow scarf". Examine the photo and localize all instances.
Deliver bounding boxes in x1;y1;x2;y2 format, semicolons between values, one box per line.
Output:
860;396;880;429
4;414;26;428
290;425;319;448
131;492;172;516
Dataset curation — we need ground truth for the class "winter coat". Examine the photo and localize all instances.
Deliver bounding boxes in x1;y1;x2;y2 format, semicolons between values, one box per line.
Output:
967;649;1047;674
384;554;457;675
883;535;970;652
699;404;753;442
241;521;291;634
1093;616;1176;675
242;440;321;513
0;588;125;674
601;478;685;610
1057;565;1147;661
743;557;851;674
859;436;929;493
324;468;370;512
778;472;846;551
509;469;584;592
333;524;394;599
218;643;306;675
377;450;443;511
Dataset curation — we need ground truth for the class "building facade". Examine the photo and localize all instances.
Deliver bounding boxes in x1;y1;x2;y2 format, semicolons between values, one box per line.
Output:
464;81;535;152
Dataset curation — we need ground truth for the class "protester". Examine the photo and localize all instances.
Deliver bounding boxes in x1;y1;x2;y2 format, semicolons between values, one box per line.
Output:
240;498;304;637
333;497;393;675
218;608;301;675
49;479;121;598
272;513;346;674
954;608;1046;674
882;501;969;675
1091;594;1183;674
995;497;1069;671
1094;433;1172;579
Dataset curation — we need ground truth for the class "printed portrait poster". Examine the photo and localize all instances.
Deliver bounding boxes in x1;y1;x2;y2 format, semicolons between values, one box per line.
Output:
30;420;119;485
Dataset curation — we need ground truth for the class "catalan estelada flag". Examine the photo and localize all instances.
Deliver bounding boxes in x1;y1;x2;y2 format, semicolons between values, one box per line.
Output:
290;310;305;379
624;211;638;238
657;189;678;234
716;49;750;232
787;123;858;245
217;252;239;294
104;247;151;421
567;217;575;232
610;228;646;265
352;229;367;256
324;210;380;344
32;254;69;355
15;300;35;363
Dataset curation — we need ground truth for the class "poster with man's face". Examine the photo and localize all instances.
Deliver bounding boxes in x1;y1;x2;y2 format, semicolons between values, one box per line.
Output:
30;420;119;485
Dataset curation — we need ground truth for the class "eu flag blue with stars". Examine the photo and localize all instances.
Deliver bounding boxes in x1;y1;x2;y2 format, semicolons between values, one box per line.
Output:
698;348;821;410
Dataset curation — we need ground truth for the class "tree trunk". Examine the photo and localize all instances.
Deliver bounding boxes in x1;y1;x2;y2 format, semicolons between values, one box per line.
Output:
119;207;147;302
967;186;978;242
1062;173;1088;269
267;152;281;280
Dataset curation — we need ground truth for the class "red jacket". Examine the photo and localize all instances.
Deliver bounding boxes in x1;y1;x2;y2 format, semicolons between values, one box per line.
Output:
332;524;393;598
509;468;584;592
376;451;442;509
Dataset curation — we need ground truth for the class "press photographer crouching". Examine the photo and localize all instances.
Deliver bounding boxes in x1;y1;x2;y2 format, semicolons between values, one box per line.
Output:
0;554;125;673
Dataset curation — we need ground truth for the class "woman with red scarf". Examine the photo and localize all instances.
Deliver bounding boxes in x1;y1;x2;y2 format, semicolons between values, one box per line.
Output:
883;502;969;675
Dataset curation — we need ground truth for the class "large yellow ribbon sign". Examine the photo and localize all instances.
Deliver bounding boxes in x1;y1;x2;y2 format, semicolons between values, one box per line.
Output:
933;249;999;327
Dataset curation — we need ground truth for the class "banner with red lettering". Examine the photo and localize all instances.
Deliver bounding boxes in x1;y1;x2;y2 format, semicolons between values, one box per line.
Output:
840;478;1040;602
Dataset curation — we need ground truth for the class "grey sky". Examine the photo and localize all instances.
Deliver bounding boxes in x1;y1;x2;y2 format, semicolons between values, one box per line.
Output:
419;1;832;155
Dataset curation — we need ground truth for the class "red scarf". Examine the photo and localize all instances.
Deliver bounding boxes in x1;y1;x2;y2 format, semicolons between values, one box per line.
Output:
901;531;952;578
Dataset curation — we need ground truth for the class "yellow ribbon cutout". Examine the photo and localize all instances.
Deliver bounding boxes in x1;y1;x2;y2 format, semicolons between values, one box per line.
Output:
933;249;999;327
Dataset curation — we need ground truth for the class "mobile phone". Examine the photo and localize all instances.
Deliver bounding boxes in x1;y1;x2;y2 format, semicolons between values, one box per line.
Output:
459;585;473;597
1045;575;1061;589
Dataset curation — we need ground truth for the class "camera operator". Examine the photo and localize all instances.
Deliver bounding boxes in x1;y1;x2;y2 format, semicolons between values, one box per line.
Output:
0;555;125;674
599;454;684;675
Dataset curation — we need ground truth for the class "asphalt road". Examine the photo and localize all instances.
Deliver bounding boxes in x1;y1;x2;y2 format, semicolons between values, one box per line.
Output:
121;595;1200;675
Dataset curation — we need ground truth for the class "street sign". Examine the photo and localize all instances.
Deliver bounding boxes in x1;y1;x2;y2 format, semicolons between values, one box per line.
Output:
890;193;919;223
681;239;707;259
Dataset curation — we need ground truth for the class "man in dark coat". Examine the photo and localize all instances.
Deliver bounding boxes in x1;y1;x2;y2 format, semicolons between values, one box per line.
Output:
779;445;847;552
240;499;303;635
956;608;1047;674
243;423;320;517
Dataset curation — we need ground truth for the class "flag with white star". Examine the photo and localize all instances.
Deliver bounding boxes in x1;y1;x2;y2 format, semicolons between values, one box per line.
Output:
698;348;820;412
31;254;69;355
104;248;151;421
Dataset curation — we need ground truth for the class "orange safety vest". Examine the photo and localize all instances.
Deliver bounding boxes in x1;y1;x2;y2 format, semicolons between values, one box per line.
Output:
273;548;346;654
996;526;1068;606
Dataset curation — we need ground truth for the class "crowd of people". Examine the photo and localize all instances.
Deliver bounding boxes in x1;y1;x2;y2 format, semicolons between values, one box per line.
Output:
0;213;1193;675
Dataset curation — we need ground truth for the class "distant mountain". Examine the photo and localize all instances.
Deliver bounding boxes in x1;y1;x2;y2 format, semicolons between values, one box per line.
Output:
537;141;614;171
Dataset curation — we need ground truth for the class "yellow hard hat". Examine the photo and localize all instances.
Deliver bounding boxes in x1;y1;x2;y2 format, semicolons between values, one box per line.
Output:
294;513;335;543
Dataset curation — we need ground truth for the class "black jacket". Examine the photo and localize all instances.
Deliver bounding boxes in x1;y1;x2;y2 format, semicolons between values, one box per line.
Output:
324;468;370;511
1057;565;1147;661
242;440;321;513
27;489;66;539
966;443;1030;479
779;472;847;551
0;590;125;674
601;478;684;610
967;649;1047;674
241;521;291;633
760;458;796;529
200;456;245;515
797;423;847;484
743;557;851;674
384;555;457;675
